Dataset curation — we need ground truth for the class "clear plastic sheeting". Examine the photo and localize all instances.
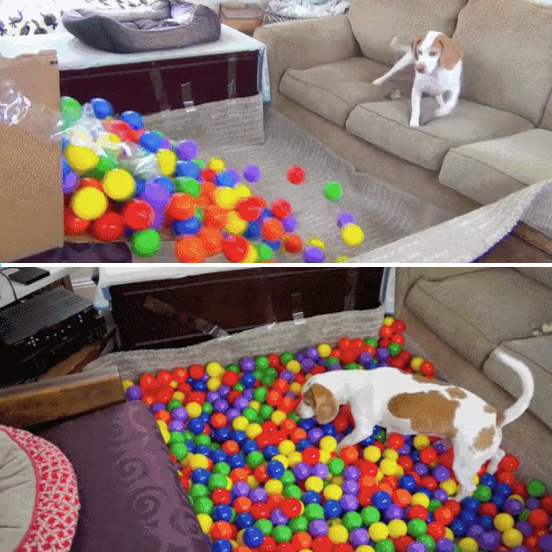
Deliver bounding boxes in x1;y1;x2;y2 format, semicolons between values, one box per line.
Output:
266;0;351;18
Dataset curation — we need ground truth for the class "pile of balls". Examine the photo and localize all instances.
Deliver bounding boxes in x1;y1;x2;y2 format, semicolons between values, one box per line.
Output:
123;317;552;552
60;97;364;262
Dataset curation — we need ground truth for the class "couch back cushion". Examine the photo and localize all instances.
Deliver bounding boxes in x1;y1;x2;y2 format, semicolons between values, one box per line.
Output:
347;0;467;66
540;93;552;130
516;268;552;292
453;0;552;125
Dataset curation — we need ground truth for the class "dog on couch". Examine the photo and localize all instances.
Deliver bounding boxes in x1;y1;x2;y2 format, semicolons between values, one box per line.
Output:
296;350;534;501
372;31;464;127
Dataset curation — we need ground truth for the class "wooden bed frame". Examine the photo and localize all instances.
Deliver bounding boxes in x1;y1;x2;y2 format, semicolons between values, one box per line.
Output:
0;366;125;428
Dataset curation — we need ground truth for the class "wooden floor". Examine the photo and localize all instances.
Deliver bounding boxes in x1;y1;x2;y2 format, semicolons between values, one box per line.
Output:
478;232;552;263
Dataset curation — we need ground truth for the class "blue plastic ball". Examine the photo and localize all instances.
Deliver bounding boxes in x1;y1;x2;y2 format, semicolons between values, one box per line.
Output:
235;513;254;529
154;176;175;194
139;131;162;153
372;491;392;510
212;539;232;552
175;160;200;179
192;468;211;484
228;454;245;469
243;221;261;240
263;445;280;461
302;491;321;504
323;499;342;518
211;449;228;464
214;427;231;443
231;431;247;445
242;440;259;455
120;110;143;130
243;526;264;547
173;217;201;236
213;505;234;522
215;172;235;188
399;475;417;491
267;460;285;479
90;98;112;119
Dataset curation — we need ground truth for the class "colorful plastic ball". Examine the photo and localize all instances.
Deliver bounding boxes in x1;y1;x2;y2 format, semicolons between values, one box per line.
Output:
63;206;90;236
283;234;302;254
123;199;154;231
70;186;108;221
243;164;262;183
336;213;356;228
222;235;248;262
341;224;364;247
215;187;239;209
65;145;99;175
368;522;389;542
90;211;125;241
176;140;198;161
174;235;206;263
303;246;324;263
130;229;161;257
271;199;292;219
167;193;197;220
323;181;342;201
102;168;135;201
90;97;113;119
526;479;546;498
286;166;305;185
120;110;143;130
243;527;264;547
225;211;248;235
60;96;82;127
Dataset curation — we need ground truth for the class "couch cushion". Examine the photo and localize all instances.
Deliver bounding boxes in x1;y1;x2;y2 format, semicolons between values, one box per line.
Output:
405;268;552;368
453;0;552;126
541;93;552;131
439;129;552;204
347;0;467;66
279;57;412;127
345;99;532;171
484;336;552;429
39;401;209;552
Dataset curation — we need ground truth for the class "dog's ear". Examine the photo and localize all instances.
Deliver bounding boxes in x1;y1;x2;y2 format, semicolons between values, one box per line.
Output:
308;383;339;424
411;34;425;59
436;34;463;70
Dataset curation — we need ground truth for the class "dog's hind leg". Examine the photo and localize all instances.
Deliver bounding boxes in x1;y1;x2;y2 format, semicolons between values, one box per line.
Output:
373;51;414;85
486;448;506;475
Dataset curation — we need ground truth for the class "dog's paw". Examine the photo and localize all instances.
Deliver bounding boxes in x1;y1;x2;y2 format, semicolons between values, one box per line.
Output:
372;77;384;86
409;119;420;127
434;107;453;118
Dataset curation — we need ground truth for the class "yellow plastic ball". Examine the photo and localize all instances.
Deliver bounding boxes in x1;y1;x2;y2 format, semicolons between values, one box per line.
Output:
206;377;221;391
508;494;525;505
413;435;431;450
286;360;301;374
278;440;296;456
410;357;424;370
502;528;523;547
235;184;251;198
332;475;344;487
232;416;249;431
208;157;225;172
70;187;108;220
272;455;289;469
156;420;170;444
271;410;287;426
288;451;303;467
319;450;331;465
102;168;135;201
368;522;389;542
335;255;349;263
121;379;134;391
494;513;515;532
247;475;259;489
172;391;184;402
241;243;258;263
320;436;337;453
157;149;176;176
225;476;233;491
96;132;122;151
323;484;343;501
169;381;178;388
290;382;302;395
308;237;326;250
265;479;283;494
186;402;202;418
444;528;454;541
246;424;262;439
206;361;224;377
328;525;348;544
388;519;407;539
380;458;399;476
374;470;384;483
363;445;382;463
214;187;238;209
248;401;261;412
440;479;458;496
356;546;375;552
458;538;479;552
382;316;395;326
383;449;399;461
317;343;332;358
411;493;430;508
65;145;99;175
341;224;364;247
328;518;342;527
189;454;209;470
305;476;324;493
225;211;248;235
196;513;213;534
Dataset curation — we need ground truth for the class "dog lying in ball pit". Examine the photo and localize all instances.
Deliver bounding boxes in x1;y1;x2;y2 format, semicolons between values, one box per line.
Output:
296;351;534;501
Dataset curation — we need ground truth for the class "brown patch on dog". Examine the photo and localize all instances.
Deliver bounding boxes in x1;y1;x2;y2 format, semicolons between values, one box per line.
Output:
432;33;463;70
484;405;497;415
447;387;467;399
388;390;459;437
497;411;505;426
473;426;496;451
412;375;449;386
305;383;339;425
411;34;425;59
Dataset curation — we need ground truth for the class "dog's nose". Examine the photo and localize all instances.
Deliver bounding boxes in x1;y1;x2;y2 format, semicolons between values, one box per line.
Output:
416;63;426;73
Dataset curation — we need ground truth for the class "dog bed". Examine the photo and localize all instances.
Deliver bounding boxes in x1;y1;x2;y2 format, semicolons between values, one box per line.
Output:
62;0;221;53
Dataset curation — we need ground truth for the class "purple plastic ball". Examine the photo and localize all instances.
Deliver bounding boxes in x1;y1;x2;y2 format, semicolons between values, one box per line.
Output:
226;168;240;185
435;538;454;552
504;499;524;516
336;212;356;228
413;462;429;476
243;164;262;183
171;407;188;421
293;462;311;480
240;358;255;372
357;352;373;366
384;504;403;520
150;402;165;414
511;547;529;552
243;389;254;400
234;396;249;410
218;385;230;398
303;246;324;263
280;369;294;383
214;399;228;413
466;525;484;539
176;140;198;161
160;137;171;150
250;487;267;503
308;519;328;537
301;358;315;373
226;408;240;421
311;463;328;479
526;498;540;510
62;171;78;194
305;346;319;361
282;215;297;233
343;466;360;480
308;428;324;444
340;494;358;511
538;535;552;552
433;489;448;503
233;481;250;496
168;420;184;432
433;439;448;453
349;528;369;546
125;385;141;401
342;480;359;495
515;521;533;537
477;530;501;550
206;391;219;403
141;181;170;208
270;509;288;525
433;466;450;482
376;347;390;362
397;444;411;455
407;542;427;552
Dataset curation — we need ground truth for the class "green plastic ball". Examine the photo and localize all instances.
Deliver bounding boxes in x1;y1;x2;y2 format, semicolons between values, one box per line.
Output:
246;451;264;468
407;518;427;537
170;442;188;461
168;431;185;445
207;473;227;490
344;362;360;370
280;470;295;486
527;479;546;497
192;159;205;168
131;229;161;257
255;519;273;535
374;428;387;442
193;497;213;514
183;430;194;441
60;96;82;127
342;511;363;531
256;243;274;261
473;485;492;502
283;484;302;499
258;405;274;420
364;337;378;348
328;457;345;476
388;343;402;356
195;434;211;446
288;516;308;532
189;483;208;499
174;176;200;196
519;508;530;521
375;539;395;552
280;352;294;364
213;462;231;476
226;363;240;373
242;407;258;423
255;356;270;370
418;534;436;552
272;525;292;543
253;387;268;402
428;499;441;513
304;503;324;520
323;181;343;201
361;506;380;525
325;356;340;367
233;382;245;392
166;399;182;412
288;412;300;423
202;402;213;414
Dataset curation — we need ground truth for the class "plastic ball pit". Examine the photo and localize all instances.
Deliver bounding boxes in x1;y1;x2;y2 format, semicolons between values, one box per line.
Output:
125;317;552;552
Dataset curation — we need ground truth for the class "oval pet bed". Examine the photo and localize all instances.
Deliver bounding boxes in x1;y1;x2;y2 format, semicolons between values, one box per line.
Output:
62;0;221;54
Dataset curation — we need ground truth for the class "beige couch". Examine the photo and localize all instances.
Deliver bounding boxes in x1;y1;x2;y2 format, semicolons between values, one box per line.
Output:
254;0;552;238
395;267;552;486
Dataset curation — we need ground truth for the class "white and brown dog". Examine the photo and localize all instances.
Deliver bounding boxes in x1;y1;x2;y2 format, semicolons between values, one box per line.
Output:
296;351;534;501
372;31;464;127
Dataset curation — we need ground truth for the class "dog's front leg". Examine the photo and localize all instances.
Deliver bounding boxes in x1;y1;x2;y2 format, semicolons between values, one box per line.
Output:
409;89;422;127
434;88;459;118
336;424;375;452
373;51;413;86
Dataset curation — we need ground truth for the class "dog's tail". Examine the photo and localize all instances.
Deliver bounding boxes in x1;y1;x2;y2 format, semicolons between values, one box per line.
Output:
390;36;410;55
494;350;535;427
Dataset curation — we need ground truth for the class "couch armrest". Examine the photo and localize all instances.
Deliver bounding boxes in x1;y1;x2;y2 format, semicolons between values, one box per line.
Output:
254;15;359;99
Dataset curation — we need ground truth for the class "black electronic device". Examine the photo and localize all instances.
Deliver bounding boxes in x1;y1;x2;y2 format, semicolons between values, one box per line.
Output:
7;267;50;285
0;287;107;387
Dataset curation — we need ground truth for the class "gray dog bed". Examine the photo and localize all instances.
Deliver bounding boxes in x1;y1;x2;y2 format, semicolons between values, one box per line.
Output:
62;0;221;53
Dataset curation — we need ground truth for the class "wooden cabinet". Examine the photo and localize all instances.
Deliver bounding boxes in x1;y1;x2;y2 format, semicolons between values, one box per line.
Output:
110;268;383;350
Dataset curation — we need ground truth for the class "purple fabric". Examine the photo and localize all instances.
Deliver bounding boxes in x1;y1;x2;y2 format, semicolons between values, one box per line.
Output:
17;242;132;263
39;401;208;552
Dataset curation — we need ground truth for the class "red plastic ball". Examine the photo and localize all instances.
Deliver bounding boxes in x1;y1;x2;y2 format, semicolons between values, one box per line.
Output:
540;495;552;514
419;361;435;377
528;508;549;528
271;198;292;219
210;521;233;540
478;502;497;517
262;217;285;241
433;507;454;525
392;320;406;333
64;206;91;236
156;370;172;385
198;226;223;256
171;367;188;382
200;168;216;182
122;199;154;231
283;233;303;254
221;234;248;263
419;447;437;464
277;543;296;552
77;177;104;192
333;545;353;552
286;166;305;185
408;504;428;520
395;536;414;552
302;446;320;466
499;453;520;473
281;498;302;518
210;488;231;504
138;373;157;390
90;211;125;241
311;536;332;552
203;205;228;229
237;197;263;222
250;502;270;519
426;521;446;540
259;536;277;552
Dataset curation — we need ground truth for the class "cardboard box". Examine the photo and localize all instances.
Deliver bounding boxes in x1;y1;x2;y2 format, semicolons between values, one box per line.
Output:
220;2;263;33
0;51;64;262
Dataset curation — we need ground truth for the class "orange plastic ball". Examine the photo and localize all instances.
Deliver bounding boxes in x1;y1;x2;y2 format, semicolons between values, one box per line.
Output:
198;226;223;256
283;233;302;253
210;521;233;540
77;177;103;191
200;181;217;205
262;217;284;241
203;205;228;229
166;193;197;220
174;236;206;263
